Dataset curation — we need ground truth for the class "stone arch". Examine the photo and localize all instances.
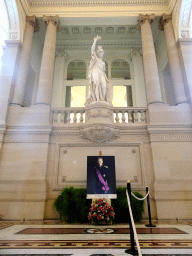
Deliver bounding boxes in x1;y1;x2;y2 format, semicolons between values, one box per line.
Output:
173;0;192;40
3;0;21;41
111;58;131;79
67;59;86;80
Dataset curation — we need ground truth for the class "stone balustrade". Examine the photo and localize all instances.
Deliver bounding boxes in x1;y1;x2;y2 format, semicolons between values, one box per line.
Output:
51;107;148;124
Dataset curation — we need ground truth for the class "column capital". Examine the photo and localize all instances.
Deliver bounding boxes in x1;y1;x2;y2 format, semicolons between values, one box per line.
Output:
43;15;60;29
26;15;39;32
138;14;155;29
55;49;68;61
130;49;142;60
159;14;172;31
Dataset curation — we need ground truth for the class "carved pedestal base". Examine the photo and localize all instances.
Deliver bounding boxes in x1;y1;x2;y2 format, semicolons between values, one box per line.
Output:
81;101;118;143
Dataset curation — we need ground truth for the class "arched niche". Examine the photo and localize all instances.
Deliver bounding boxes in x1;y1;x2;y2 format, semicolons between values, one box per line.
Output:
0;0;9;60
174;0;192;40
111;59;131;79
3;0;21;41
67;59;86;80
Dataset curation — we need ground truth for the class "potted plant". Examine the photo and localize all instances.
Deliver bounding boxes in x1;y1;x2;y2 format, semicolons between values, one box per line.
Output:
88;198;115;225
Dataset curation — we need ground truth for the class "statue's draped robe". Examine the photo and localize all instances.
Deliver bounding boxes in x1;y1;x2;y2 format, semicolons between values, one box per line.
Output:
88;53;107;102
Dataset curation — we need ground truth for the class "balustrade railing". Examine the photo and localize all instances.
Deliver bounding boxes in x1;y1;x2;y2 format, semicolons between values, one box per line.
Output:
51;107;148;124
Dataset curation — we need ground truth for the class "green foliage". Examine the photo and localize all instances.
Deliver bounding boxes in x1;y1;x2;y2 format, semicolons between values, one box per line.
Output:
53;186;144;223
111;187;144;223
54;187;91;223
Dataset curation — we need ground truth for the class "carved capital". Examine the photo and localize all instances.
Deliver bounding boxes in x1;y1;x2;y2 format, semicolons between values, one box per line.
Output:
130;49;142;60
26;16;39;32
55;49;68;61
159;14;172;31
43;15;60;29
138;14;155;29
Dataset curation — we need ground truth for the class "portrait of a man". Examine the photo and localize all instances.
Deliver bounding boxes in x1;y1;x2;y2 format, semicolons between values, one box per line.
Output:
87;156;116;199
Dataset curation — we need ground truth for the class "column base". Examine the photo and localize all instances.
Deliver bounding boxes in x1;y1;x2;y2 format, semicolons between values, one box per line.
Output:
10;103;24;107
147;101;164;105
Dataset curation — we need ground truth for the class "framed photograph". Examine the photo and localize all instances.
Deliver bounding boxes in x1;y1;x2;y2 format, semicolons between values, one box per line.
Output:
87;156;117;199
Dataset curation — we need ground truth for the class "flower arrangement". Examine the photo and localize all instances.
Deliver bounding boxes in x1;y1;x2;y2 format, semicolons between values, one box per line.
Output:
88;199;115;225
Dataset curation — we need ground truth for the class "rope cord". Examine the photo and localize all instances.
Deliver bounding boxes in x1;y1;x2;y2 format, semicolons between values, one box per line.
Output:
131;191;149;201
126;189;142;256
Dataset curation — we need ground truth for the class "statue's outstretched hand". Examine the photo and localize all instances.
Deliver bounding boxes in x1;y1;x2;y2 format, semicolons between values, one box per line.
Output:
94;35;102;41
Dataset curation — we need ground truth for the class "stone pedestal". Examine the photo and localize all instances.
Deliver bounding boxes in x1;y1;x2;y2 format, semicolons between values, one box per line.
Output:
81;102;117;143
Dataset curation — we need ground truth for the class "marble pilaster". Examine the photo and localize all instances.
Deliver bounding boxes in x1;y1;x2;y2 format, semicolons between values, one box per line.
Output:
160;14;188;105
11;16;39;106
138;14;163;105
36;16;59;105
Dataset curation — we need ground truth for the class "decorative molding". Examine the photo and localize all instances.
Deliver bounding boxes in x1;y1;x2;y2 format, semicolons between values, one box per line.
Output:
181;30;189;38
147;124;192;142
9;32;18;40
177;38;192;45
150;132;192;142
56;40;142;49
28;0;168;6
4;125;52;143
52;142;145;191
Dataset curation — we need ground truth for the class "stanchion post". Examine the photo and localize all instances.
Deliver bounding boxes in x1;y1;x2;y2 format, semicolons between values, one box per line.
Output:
145;186;156;227
125;181;138;255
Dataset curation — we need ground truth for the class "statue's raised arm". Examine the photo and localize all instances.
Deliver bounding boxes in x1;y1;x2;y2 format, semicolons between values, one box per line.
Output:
85;36;112;105
91;35;102;55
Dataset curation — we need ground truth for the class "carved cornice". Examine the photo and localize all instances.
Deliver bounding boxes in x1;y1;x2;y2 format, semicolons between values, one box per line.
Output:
26;15;39;32
159;13;172;30
28;0;169;6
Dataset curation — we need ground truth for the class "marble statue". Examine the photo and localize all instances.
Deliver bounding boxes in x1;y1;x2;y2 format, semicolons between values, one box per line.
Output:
85;36;112;105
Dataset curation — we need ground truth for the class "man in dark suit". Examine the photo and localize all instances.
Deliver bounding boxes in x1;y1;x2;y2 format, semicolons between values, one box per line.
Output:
94;157;110;194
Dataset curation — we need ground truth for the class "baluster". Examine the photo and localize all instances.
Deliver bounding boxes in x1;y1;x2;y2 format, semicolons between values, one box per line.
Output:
128;110;133;123
115;111;119;123
60;112;64;123
134;110;138;122
122;111;126;123
73;111;77;123
66;110;71;123
53;111;59;123
141;110;146;122
80;111;84;123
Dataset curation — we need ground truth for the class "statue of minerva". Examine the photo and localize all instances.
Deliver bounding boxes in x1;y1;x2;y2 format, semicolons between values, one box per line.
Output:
85;36;113;106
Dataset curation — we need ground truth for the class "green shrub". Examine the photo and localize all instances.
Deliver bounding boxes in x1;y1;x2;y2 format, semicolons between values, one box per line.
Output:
53;187;91;223
53;186;144;223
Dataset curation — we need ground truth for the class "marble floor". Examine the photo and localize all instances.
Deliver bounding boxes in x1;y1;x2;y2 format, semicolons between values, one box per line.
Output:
0;221;192;255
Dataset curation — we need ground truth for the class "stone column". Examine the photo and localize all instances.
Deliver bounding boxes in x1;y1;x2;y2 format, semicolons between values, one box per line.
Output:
160;14;188;105
51;50;66;107
36;16;59;105
138;14;163;105
11;16;39;106
131;49;147;106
